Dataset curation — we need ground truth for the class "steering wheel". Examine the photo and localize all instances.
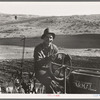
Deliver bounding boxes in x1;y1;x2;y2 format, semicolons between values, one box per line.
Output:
50;53;72;81
50;53;72;93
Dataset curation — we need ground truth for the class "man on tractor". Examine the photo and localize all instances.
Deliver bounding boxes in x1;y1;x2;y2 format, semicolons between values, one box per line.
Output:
34;28;58;93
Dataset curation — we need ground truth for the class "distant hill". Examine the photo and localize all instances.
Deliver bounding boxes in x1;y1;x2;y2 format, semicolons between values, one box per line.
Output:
0;13;100;38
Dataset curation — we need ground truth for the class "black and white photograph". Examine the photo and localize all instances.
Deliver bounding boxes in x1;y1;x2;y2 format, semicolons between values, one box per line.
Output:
0;1;100;98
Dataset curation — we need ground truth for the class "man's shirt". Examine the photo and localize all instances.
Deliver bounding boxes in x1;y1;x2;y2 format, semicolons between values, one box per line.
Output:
34;42;58;73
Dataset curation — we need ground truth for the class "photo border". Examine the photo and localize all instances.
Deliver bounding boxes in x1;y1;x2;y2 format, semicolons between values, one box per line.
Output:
0;0;100;100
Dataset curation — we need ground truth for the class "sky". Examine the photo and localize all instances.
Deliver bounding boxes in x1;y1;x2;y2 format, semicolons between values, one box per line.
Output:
0;2;100;16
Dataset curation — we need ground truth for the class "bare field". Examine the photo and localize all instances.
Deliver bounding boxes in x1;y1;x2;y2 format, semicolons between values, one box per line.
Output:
0;45;100;60
0;45;34;60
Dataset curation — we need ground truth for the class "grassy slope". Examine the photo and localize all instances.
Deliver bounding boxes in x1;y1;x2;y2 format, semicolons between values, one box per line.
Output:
0;14;100;38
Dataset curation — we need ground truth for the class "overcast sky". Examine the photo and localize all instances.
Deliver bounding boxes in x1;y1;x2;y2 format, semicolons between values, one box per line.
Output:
0;2;100;16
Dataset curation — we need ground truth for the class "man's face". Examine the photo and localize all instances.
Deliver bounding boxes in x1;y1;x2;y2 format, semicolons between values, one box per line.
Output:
43;34;53;45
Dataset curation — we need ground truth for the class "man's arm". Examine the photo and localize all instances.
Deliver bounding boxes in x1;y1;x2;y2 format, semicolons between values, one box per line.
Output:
34;48;52;66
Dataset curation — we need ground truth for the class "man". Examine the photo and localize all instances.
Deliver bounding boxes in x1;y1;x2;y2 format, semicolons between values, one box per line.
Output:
34;28;58;93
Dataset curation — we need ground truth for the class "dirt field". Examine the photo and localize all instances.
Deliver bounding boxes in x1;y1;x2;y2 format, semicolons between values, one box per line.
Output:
0;54;100;85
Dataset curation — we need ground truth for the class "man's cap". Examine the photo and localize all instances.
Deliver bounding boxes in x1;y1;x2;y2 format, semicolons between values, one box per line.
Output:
41;28;55;39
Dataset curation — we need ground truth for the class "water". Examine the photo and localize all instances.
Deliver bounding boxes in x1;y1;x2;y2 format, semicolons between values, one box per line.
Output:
0;34;100;48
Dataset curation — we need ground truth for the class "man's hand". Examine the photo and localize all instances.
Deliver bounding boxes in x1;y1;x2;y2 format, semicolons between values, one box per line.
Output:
48;55;56;61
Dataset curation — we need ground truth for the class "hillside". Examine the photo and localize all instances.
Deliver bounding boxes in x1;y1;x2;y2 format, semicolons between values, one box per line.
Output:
0;14;100;38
